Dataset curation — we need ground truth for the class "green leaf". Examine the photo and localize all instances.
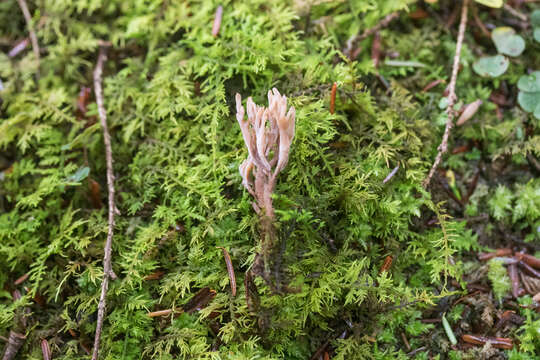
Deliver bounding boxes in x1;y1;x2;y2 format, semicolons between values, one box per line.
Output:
534;28;540;43
517;91;540;112
492;27;526;57
472;55;509;77
534;103;540;120
517;72;540;92
438;97;449;110
66;167;90;183
531;10;540;27
474;0;503;8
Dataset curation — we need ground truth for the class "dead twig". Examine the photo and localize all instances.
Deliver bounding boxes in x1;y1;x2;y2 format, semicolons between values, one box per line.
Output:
40;339;51;360
13;273;29;286
423;0;470;188
217;247;237;296
329;82;337;114
503;3;528;22
16;0;39;74
91;45;117;360
345;11;400;58
212;5;223;37
1;331;25;360
382;165;399;184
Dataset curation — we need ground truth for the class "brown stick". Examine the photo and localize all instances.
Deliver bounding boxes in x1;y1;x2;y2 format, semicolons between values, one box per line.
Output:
217;247;237;296
13;273;29;285
345;12;400;57
2;331;25;360
16;0;39;73
91;46;117;360
212;5;223;37
508;263;520;298
147;309;174;318
40;339;51;360
423;0;469;188
503;4;528;22
330;82;337;114
461;334;513;349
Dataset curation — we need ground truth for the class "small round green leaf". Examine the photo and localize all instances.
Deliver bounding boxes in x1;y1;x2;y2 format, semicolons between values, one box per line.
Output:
517;72;540;92
531;10;540;28
474;0;503;8
517;91;540;112
492;27;526;57
438;97;449;110
534;28;540;43
534;103;540;120
473;55;509;77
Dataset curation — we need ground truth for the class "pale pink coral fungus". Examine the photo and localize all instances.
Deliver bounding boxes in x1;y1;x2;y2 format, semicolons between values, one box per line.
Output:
236;88;296;219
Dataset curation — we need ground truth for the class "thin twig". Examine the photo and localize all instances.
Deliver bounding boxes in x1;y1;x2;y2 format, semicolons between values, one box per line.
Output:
212;5;223;37
217;247;237;296
1;331;25;360
503;4;528;22
91;45;116;360
16;0;39;73
345;11;400;58
423;0;469;188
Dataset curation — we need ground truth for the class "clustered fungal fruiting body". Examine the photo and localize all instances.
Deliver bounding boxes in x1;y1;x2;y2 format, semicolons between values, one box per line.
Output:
236;88;295;219
235;88;295;282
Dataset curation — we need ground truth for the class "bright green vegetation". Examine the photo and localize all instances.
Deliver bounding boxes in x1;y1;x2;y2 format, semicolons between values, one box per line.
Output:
0;0;539;359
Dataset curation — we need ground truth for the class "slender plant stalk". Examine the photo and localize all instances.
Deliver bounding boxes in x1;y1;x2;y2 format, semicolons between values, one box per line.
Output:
16;0;40;74
91;46;116;360
423;0;469;188
344;11;400;58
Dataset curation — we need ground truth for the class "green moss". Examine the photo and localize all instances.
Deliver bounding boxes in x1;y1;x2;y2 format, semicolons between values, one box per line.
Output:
0;0;539;358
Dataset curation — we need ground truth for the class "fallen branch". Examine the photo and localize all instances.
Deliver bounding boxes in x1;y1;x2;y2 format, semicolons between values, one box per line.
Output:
16;0;40;73
423;0;469;188
91;45;117;360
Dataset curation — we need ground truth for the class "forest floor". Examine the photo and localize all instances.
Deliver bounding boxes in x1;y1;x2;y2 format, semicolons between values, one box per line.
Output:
0;0;539;359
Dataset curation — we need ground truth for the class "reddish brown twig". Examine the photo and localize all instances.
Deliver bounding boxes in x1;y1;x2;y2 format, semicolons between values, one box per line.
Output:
13;273;29;286
422;79;445;93
143;270;165;281
88;178;102;209
518;261;540;278
91;45;117;360
330;82;337;114
371;32;381;68
16;0;39;74
508;263;520;298
217;247;236;296
379;255;393;274
461;334;513;349
212;5;223;37
515;252;540;269
40;339;51;360
1;331;26;360
478;248;512;261
423;0;470;188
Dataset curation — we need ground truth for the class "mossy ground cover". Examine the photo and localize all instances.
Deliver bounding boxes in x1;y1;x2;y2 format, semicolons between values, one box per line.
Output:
0;0;539;359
